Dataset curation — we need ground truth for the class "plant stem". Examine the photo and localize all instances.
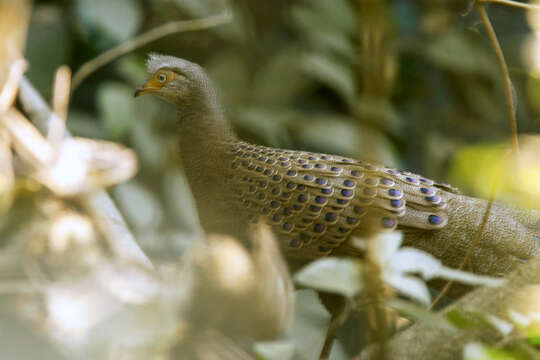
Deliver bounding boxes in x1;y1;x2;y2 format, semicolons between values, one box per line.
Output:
481;0;540;11
476;2;519;153
430;150;510;309
71;9;232;90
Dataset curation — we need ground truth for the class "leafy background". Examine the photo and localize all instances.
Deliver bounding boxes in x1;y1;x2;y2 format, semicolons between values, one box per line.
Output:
12;0;540;359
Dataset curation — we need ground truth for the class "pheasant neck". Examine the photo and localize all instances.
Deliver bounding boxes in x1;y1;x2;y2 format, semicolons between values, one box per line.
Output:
175;97;239;234
176;87;236;149
176;94;237;168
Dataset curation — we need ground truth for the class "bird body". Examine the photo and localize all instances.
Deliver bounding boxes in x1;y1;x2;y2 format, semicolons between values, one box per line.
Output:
135;54;540;273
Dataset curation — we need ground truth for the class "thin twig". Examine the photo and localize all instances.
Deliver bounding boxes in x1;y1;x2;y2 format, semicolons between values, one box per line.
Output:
480;0;540;11
71;9;232;90
476;2;519;154
0;58;26;113
364;256;389;360
49;65;70;146
430;150;511;310
52;66;71;123
18;77;154;270
430;2;524;308
430;0;524;307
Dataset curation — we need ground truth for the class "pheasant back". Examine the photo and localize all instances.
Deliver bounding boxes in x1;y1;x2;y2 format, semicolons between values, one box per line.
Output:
226;141;456;259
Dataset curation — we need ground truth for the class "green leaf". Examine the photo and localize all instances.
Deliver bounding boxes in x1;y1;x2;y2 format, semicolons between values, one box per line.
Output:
97;81;161;141
130;121;166;169
294;258;362;298
291;115;360;156
25;5;71;92
97;82;136;140
206;52;251;109
75;0;141;45
115;55;148;87
233;107;293;148
162;168;201;234
173;0;247;43
305;30;355;62
445;309;491;330
354;97;403;137
459;80;505;126
291;0;355;36
526;74;540;115
113;181;163;231
251;47;313;105
525;322;540;343
291;115;400;167
309;0;356;35
386;299;457;332
301;54;355;106
66;111;104;139
448;143;507;199
421;32;495;75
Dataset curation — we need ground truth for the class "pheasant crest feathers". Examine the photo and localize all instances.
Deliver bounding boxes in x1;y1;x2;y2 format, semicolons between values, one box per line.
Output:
145;53;203;76
145;53;172;74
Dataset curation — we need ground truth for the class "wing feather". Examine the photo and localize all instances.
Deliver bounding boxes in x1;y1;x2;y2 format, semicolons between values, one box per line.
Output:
227;141;451;259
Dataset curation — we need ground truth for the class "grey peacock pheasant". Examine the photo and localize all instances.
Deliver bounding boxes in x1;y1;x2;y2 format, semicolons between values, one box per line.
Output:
135;54;540;275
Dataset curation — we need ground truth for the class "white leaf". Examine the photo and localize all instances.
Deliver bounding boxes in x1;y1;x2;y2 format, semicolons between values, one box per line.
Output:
391;247;504;287
435;267;505;287
508;309;532;327
294;258;362;298
285;290;330;360
348;236;368;251
463;342;489;360
368;231;402;267
391;247;443;278
383;273;431;306
485;314;513;336
254;341;295;360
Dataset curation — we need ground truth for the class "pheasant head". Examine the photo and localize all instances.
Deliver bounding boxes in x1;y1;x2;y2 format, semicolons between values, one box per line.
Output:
134;53;218;109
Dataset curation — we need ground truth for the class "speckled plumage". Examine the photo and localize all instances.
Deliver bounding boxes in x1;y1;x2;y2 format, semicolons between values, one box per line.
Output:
224;141;456;259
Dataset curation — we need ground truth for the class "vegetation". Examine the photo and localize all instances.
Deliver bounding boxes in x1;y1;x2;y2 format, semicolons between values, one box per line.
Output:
1;0;540;359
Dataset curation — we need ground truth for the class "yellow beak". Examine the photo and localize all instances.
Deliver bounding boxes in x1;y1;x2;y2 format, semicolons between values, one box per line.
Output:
134;79;161;97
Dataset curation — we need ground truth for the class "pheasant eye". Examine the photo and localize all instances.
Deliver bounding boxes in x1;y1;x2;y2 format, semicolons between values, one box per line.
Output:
157;73;167;83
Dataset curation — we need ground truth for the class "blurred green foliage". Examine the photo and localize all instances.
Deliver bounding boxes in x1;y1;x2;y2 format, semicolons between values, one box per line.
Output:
19;0;540;359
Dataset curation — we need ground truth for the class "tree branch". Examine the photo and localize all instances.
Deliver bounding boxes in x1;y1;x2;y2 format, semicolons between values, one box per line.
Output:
71;8;232;90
